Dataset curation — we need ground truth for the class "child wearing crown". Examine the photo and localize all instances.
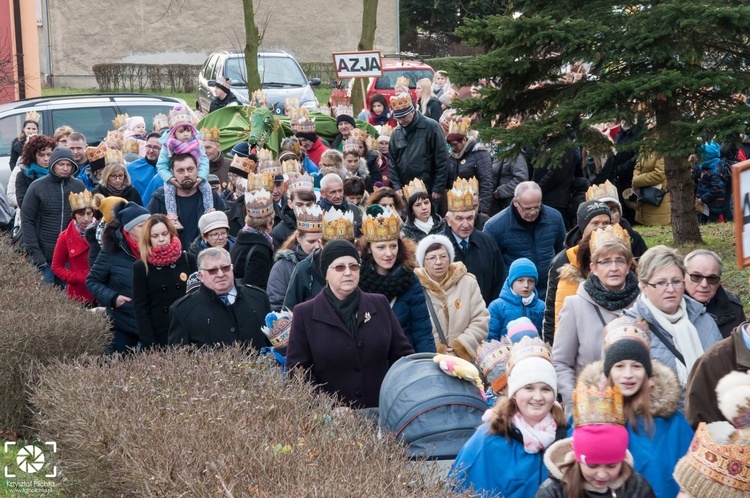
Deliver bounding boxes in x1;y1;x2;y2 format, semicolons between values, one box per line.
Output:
123;116;147;142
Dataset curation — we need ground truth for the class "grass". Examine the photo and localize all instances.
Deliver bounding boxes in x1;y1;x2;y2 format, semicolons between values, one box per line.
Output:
0;440;63;497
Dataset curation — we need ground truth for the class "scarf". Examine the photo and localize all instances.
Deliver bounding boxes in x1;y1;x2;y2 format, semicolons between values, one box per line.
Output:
166;135;202;166
413;216;435;235
122;229;141;259
370;108;392;126
105;183;128;196
640;294;704;386
147;235;182;267
85;168;101;187
359;263;414;301
512;412;557;454
74;217;97;239
242;225;274;251
324;286;360;336
25;162;49;179
583;272;640;311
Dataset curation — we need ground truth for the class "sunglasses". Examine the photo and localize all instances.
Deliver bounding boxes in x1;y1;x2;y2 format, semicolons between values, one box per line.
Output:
688;273;720;285
330;263;361;273
200;264;233;276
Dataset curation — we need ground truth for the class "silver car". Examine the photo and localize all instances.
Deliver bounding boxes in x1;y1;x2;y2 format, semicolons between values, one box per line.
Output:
196;51;320;114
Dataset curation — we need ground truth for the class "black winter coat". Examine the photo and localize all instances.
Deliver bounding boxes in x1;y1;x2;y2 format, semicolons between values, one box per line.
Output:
186;235;235;258
535;472;655;498
444;225;505;304
9;138;24;171
225;199;243;237
492;153;529;215
168;282;271;349
417;96;443;122
15;164;42;210
448;138;494;214
271;204;296;249
86;226;139;335
132;251;197;348
401;214;447;244
533;147;581;210
92;184;143;205
230;228;273;289
695;286;745;339
282;248;325;311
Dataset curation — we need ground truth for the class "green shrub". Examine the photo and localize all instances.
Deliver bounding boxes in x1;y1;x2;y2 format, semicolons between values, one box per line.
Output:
0;237;110;435
30;346;469;497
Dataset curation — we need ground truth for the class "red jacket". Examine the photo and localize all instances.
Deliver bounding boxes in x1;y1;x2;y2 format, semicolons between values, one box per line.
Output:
306;138;329;166
51;219;94;304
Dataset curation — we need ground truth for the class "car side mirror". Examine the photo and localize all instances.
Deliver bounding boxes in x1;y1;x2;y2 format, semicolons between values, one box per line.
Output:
208;80;216;87
309;78;321;86
328;80;338;89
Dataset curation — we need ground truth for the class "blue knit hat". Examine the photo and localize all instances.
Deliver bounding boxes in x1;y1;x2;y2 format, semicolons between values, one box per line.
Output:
116;202;150;232
508;257;538;285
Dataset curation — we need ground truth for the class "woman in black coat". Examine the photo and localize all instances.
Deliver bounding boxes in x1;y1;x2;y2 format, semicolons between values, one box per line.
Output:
86;201;151;353
132;214;197;349
92;163;143;205
230;202;274;289
286;240;414;409
9;119;39;171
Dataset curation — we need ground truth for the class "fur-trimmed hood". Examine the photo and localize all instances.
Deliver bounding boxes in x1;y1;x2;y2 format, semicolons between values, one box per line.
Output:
273;247;303;264
414;261;469;294
577;360;681;419
544;437;634;489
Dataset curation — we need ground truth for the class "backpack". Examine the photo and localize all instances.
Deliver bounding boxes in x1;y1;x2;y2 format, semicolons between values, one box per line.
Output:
378;353;488;460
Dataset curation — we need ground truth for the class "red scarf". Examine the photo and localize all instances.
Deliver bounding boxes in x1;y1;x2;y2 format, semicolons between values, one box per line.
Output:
147;236;183;267
122;230;141;259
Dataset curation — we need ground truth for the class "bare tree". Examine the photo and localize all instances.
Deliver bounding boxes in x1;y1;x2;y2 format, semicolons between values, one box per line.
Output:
0;29;21;103
350;0;378;115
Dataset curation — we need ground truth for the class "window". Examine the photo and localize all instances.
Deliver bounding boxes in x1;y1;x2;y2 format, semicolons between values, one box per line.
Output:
374;70;435;90
51;107;117;146
205;54;219;81
118;105;179;133
0;112;43;157
224;56;308;88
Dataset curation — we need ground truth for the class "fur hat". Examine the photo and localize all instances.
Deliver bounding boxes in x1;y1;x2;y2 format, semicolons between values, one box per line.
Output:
415;234;455;267
716;371;750;430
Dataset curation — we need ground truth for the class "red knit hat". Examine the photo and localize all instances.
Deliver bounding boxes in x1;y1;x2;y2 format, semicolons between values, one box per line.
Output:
572;424;629;465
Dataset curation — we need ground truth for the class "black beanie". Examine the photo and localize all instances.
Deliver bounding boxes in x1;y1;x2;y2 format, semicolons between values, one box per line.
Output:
604;339;653;378
319;239;361;276
295;131;318;142
336;114;356;127
576;200;611;231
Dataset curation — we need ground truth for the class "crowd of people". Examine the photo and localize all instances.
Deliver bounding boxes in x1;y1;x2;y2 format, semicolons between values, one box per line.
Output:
2;70;750;498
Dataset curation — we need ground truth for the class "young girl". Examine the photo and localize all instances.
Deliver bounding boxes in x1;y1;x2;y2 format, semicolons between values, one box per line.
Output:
124;116;147;141
367;94;395;127
487;258;545;341
156;106;213;229
432;70;452;99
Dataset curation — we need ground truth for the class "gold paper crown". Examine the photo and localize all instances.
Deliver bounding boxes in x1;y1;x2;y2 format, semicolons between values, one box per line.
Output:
289;174;314;195
342;137;361;154
586;180;619;203
378;124;394;139
475;337;513;381
602;316;651;354
329;89;350;107
296;117;316;133
112;114;129;130
168;107;193;128
230;155;256;176
590;223;631;253
365;135;378;151
25;110;41;123
350;128;366;142
447;117;471;137
250;90;268;107
573;383;625;427
322;208;355;241
69;190;94;212
153;113;169;131
244;188;274;218
361;207;403;243
281;159;301;177
106;148;124;165
261;311;293;349
402;178;428;200
201;127;220;143
247;172;274;192
336;105;354;117
390;92;413;112
297;204;324;233
85;142;107;162
106;130;123;144
259;160;282;176
447;187;474;213
506;336;553;375
395;76;410;88
122;138;140;155
284;97;300;115
257;149;274;162
454;177;478;196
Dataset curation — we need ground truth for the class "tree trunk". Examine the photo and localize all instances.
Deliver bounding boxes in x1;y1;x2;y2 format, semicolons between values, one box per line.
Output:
664;154;703;244
351;0;378;115
242;0;262;94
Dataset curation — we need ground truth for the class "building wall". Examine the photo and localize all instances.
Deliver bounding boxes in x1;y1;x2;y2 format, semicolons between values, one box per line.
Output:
47;0;398;88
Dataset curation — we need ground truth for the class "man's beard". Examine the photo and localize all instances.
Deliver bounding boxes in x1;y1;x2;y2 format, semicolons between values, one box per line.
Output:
179;178;196;190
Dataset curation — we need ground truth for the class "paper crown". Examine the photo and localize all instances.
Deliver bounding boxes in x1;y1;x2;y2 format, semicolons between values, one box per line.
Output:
335;105;354;117
153;113;169;131
506;336;553;376
590;223;631;253
378;124;394;140
168;106;193;128
261;311;292;349
257;149;274;162
230;155;256;176
106;130;123;144
365;135;379;151
395;76;410;88
586;180;619;203
247;172;274;192
25;110;40;123
289;174;314;195
475;337;513;394
85;142;107;163
329;88;350;107
447;187;474;213
390;92;413;112
122;138;140;155
259;160;282;176
602;316;651;354
69;190;94;212
106;148;124;165
402;178;428;200
454;177;478;196
284;97;300;115
297;204;324;233
361;206;403;243
250;90;268;107
201;127;220;143
296;117;316;134
244;188;274;218
282;159;301;178
322;208;355;241
342;137;361;154
112;114;129;130
573;382;625;427
717;371;750;430
447;117;471;137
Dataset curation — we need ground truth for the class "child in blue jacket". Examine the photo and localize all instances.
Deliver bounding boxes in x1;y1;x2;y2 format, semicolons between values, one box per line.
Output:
487;258;544;341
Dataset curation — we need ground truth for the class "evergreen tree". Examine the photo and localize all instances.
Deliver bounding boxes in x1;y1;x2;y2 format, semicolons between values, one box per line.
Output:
450;1;750;242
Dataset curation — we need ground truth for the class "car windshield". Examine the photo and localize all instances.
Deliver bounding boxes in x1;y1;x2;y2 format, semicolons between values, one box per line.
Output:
375;69;435;90
224;56;307;88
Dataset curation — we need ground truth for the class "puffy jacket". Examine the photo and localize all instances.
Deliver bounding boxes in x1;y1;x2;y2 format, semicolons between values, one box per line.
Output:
9;137;24;171
633;154;671;226
492;153;529;215
417;96;443;122
401;214;446;244
283;248;325;311
14;163;43;210
487;274;544;342
267;245;306;312
544;246;583;343
51;219;94;304
533;147;581;210
692;142;725;215
21;164;85;267
126;157;158;202
76;164;99;192
483;205;566;301
230;228;273;289
271;205;297;248
388;111;450;195
448;138;494;214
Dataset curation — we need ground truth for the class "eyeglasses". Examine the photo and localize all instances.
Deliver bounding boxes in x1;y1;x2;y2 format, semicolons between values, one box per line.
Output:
688;273;720;285
645;279;685;290
330;263;361;273
424;254;450;263
596;258;628;267
206;230;228;240
109;173;125;179
145;145;162;150
200;264;233;275
516;202;541;213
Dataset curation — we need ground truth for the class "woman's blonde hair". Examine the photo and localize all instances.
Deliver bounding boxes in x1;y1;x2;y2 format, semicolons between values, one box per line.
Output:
417;78;432;114
139;214;178;269
54;125;75;143
636;245;685;283
101;162;132;189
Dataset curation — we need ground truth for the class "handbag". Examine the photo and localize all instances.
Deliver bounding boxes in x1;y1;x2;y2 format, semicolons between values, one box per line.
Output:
637;186;666;207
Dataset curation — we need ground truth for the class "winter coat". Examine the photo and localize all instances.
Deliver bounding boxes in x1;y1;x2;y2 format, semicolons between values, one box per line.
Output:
305;138;328;166
487;272;544;342
537;437;655;498
492;153;529;215
553;282;637;411
577;361;693;498
51;219;94;304
484;205;566;301
633;155;671;226
267;245;306;312
225;199;243;237
444;225;505;304
548;247;584;338
388;111;450;196
401;214;446;244
9;137;24;171
126;158;158;202
230;228;273;289
271;205;296;248
76;164;99;192
450;423;569;498
533;147;581;211
168;282;271;350
624;296;723;378
685;325;750;428
690;285;745;339
692;142;725;215
92;183;143;205
448;138;494;214
186;235;235;259
286;289;415;409
417;96;443;122
132;251;197;348
21;165;86;267
14;163;43;210
209;155;231;185
415;262;489;361
146;187;226;248
282;249;325;311
86;227;138;336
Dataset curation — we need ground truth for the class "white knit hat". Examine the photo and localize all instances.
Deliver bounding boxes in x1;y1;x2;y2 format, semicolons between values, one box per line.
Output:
507;356;558;400
415;234;455;267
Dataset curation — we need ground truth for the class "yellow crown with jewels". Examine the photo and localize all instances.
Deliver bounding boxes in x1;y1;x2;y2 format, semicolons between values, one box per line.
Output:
247;172;274;192
586;180;619;203
244;188;274;218
153;113;169;131
259;160;282;176
289;174;314;195
106;148;124;165
230;155;256;176
323;208;355;241
106;130;123;144
361;206;403;243
257;148;274;162
395;76;410;88
402;178;428;200
296;117;316;134
448;117;471;137
447;187;474;213
590;223;631;253
602;316;651;354
25;110;41;123
378;124;394;139
284;97;300;115
365;135;378;151
390;92;413;112
342;137;361;155
85;142;107;163
506;336;553;376
282;159;301;176
69;190;94;211
261;311;293;349
201;127;220;143
454;177;478;195
297;204;324;233
112;114;129;130
573;383;625;427
122;138;140;155
250;90;268;107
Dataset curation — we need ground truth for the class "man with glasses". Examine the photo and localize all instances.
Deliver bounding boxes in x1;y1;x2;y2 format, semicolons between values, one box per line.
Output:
128;132;163;201
484;181;566;301
168;247;270;348
187;210;236;258
684;249;744;338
